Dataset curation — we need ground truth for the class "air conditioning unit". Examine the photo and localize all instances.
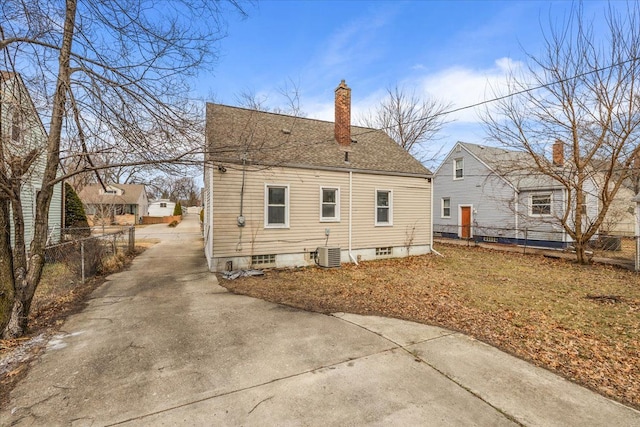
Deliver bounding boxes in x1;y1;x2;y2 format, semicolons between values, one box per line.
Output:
317;246;341;268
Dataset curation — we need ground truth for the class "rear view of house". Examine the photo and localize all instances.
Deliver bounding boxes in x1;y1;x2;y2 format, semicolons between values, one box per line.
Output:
203;81;433;272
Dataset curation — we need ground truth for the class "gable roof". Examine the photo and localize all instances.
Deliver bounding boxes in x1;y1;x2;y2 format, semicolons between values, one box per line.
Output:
205;103;431;177
78;184;147;205
452;141;563;191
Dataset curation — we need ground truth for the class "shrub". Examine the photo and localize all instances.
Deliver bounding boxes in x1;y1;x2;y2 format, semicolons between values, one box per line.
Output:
173;202;183;216
64;183;91;237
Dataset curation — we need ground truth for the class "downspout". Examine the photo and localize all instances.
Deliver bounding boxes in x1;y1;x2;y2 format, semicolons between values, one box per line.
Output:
514;189;519;242
429;177;433;252
348;170;358;265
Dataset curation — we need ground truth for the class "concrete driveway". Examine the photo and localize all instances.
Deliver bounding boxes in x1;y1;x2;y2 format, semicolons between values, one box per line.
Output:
2;214;639;426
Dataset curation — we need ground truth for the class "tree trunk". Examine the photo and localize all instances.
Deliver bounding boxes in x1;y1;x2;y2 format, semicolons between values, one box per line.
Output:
574;239;590;265
1;0;77;338
0;199;15;333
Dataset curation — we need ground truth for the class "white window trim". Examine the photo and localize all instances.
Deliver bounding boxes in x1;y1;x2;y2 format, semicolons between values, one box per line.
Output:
529;193;552;217
453;158;464;180
320;186;340;222
441;197;451;218
264;184;290;229
375;189;393;227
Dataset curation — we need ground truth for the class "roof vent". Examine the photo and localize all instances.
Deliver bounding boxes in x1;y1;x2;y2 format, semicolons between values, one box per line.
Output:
351;138;358;144
281;128;291;134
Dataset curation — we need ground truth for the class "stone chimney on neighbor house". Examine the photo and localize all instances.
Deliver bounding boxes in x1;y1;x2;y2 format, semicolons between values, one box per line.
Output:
335;80;351;149
553;139;564;166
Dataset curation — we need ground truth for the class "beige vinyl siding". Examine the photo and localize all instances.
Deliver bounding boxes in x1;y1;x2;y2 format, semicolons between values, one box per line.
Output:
211;165;431;258
350;174;431;249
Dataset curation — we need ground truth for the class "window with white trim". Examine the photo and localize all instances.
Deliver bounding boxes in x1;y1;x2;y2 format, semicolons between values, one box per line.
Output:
320;187;340;222
441;198;451;218
375;189;392;226
265;184;289;228
454;158;464;179
530;194;551;216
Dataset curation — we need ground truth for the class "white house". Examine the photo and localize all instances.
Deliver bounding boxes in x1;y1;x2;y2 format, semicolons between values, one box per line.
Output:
148;199;176;217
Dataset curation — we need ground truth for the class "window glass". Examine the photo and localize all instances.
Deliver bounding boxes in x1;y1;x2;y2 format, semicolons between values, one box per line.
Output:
376;190;391;225
454;159;464;179
531;194;551;215
442;198;451;217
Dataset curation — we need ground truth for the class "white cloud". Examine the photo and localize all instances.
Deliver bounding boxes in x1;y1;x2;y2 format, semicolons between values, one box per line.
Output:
417;58;521;123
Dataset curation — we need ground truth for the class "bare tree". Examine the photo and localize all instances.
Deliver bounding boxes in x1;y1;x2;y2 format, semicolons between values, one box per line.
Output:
0;0;249;338
358;84;451;163
482;2;640;264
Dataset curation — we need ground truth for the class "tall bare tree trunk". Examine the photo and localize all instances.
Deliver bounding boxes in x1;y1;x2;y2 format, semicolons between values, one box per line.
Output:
0;199;14;332
2;0;76;338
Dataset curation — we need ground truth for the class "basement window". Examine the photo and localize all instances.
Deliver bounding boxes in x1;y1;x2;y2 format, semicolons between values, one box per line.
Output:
251;254;276;265
483;236;498;243
375;247;392;257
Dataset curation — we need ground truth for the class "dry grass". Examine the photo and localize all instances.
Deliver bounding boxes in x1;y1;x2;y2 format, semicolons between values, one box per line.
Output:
221;243;640;410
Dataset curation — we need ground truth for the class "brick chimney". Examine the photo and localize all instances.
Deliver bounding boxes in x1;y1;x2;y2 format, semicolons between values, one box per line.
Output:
552;139;564;166
335;80;351;148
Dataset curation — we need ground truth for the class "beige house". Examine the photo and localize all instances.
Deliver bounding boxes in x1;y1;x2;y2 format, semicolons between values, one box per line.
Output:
79;183;148;226
203;81;433;272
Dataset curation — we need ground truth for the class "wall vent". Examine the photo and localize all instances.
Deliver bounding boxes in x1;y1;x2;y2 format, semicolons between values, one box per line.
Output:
483;236;498;243
318;247;341;268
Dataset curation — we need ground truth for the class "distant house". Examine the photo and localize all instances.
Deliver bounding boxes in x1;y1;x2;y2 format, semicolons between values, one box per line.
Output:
203;80;433;272
78;184;148;225
433;141;599;248
148;199;176;217
0;71;62;246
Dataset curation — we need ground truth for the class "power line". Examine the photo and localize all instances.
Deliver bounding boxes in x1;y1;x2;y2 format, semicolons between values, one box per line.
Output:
352;55;640;139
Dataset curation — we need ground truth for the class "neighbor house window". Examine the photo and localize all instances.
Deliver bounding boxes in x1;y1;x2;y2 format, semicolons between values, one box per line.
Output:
375;189;393;226
530;194;551;216
320;187;340;222
454;158;464;179
442;198;451;218
265;184;289;228
160;202;167;208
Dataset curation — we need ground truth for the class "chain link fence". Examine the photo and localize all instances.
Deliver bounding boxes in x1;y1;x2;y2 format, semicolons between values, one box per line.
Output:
433;222;637;268
44;227;135;282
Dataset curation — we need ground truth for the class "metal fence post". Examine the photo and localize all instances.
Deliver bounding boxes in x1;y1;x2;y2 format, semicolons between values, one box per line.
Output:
81;240;85;283
129;227;135;253
113;234;117;255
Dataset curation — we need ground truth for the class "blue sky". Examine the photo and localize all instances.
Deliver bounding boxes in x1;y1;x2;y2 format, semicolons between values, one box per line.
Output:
194;0;612;167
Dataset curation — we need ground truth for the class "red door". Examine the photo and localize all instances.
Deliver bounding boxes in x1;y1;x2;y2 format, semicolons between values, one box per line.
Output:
461;206;471;239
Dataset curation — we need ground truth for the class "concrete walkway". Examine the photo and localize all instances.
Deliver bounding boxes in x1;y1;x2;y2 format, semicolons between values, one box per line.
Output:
2;215;639;426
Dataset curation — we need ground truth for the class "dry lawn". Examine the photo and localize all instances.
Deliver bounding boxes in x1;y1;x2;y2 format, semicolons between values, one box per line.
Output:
221;243;640;410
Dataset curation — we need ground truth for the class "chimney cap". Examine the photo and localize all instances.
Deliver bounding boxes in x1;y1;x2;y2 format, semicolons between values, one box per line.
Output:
336;79;349;91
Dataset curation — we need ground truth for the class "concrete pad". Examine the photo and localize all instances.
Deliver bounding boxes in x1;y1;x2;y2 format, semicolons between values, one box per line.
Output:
411;333;640;427
120;349;517;427
333;312;453;347
3;215;638;426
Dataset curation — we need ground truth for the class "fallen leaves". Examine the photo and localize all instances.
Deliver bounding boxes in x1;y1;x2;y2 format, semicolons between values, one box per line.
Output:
222;244;640;410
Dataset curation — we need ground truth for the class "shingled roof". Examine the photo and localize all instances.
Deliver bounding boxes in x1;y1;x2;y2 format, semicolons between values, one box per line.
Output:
205;103;431;177
458;141;562;191
78;184;146;205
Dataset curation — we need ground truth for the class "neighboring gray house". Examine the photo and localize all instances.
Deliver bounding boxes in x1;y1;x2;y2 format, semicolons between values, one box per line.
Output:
433;141;599;249
1;71;62;246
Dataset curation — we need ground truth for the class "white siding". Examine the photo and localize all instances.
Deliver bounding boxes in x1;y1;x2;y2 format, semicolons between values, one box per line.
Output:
433;145;516;238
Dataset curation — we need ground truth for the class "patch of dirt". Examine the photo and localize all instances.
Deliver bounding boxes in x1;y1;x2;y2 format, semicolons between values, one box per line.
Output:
0;246;147;409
